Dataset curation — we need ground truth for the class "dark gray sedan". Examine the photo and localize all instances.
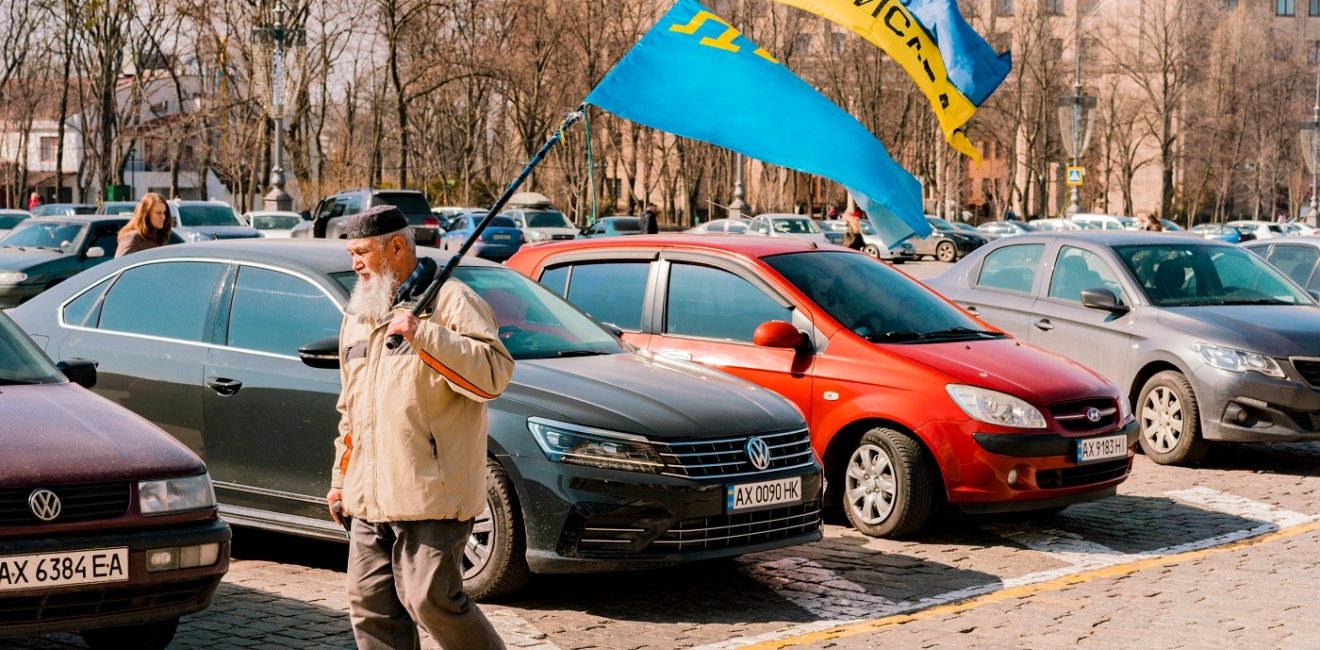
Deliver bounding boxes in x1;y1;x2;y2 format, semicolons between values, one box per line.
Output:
10;240;822;600
927;232;1320;466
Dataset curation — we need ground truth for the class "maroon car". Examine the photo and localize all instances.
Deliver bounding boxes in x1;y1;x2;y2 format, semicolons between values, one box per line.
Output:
0;312;230;649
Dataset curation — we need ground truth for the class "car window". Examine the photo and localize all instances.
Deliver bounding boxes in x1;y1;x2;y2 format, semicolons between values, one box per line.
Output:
727;222;747;233
88;223;121;254
63;275;115;327
0;312;64;385
1265;245;1319;288
0;215;26;229
2;220;84;250
252;215;302;230
177;204;241;227
538;266;569;295
345;194;364;213
526;211;573;228
227;267;341;356
99;261;226;342
560;262;649;331
375;192;429;214
1116;244;1311;306
611;218;641;233
1048;246;1125;304
665;263;790;342
975;244;1043;294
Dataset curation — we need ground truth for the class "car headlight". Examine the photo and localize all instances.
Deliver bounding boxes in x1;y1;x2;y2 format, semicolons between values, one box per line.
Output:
526;230;548;242
1119;395;1133;422
185;231;215;242
1193;343;1284;378
0;271;28;284
528;418;664;473
946;384;1048;429
139;474;216;515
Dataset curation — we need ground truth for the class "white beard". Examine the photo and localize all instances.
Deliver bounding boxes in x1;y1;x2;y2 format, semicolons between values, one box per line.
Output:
346;261;399;320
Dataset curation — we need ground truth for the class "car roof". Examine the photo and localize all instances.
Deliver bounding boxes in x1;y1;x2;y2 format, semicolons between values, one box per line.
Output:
1243;235;1320;246
756;213;809;219
121;239;503;276
518;233;834;258
979;231;1235;247
27;215;125;225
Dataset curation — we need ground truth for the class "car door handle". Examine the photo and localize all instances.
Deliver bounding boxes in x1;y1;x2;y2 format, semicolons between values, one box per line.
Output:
206;376;243;396
963;305;979;315
658;350;692;362
1034;319;1054;331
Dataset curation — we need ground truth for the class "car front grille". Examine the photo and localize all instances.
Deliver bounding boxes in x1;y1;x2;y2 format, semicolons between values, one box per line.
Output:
1049;398;1119;433
1280;408;1320;432
654;429;814;480
0;482;131;526
1290;358;1320;388
551;234;575;240
0;577;215;626
1036;459;1130;489
575;500;822;555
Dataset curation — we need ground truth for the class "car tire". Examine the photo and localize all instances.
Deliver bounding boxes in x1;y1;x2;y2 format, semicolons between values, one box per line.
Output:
863;244;881;258
81;617;178;650
842;428;933;538
1137;370;1208;466
463;459;531;601
936;241;958;263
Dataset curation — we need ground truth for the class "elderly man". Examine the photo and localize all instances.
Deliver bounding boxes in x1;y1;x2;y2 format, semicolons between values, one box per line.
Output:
326;204;515;650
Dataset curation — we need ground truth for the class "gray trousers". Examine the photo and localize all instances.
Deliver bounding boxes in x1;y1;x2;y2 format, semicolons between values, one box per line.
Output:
347;518;505;650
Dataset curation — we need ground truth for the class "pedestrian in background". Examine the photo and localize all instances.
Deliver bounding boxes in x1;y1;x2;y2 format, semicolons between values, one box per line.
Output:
842;208;866;251
1139;213;1163;232
640;203;660;234
115;192;172;257
27;192;41;211
327;205;514;650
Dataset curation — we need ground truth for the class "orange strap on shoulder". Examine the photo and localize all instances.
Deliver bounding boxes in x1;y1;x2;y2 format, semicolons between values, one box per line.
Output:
339;433;353;473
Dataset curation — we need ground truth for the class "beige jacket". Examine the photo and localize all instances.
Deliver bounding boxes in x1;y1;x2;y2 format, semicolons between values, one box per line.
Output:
331;280;515;523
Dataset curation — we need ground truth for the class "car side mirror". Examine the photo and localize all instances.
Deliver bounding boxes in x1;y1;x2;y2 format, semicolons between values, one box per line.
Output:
753;320;806;349
298;335;341;369
1080;288;1129;314
600;321;625;338
85;246;105;259
1309;289;1320;303
57;359;97;389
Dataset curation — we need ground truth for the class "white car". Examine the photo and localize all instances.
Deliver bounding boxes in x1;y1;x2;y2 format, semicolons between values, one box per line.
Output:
240;210;304;238
1071;213;1138;231
1226;220;1287;240
502;208;578;243
747;213;830;244
1029;218;1086;232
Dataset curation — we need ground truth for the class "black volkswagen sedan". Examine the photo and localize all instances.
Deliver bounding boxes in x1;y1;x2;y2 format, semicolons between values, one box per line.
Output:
10;240;822;600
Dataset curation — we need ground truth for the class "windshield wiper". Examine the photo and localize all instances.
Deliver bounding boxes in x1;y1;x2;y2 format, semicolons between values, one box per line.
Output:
0;244;29;251
1211;298;1295;306
0;378;42;386
548;350;609;358
863;327;1003;343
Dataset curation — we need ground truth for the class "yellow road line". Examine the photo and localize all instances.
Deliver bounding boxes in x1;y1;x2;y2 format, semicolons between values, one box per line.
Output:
745;520;1320;649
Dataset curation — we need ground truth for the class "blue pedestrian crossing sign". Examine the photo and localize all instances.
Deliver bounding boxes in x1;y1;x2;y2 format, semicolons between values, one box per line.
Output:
1066;166;1084;187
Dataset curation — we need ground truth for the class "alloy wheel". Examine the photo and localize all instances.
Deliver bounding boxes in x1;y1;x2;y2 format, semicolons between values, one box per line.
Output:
462;502;495;580
845;443;898;525
1141;385;1183;454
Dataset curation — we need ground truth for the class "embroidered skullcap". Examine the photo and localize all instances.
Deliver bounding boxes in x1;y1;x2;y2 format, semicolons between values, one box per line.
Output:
345;204;408;239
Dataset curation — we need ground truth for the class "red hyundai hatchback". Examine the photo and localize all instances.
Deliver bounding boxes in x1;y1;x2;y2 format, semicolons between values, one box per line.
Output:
507;235;1138;537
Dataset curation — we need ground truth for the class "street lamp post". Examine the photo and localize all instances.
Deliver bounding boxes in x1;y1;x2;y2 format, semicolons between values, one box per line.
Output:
728;153;746;219
1300;62;1320;226
252;1;304;212
1059;1;1097;217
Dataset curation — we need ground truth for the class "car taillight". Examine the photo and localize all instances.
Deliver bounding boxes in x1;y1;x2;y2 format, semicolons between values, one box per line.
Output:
424;215;439;227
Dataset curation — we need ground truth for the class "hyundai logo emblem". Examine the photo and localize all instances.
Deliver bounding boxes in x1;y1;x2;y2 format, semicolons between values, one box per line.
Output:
1086;407;1102;423
28;489;62;522
745;437;772;471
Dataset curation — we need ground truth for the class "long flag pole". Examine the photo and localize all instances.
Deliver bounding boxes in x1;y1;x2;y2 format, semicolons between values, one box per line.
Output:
385;106;585;350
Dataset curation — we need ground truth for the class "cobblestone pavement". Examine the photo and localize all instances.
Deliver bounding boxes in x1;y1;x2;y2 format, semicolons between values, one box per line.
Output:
13;440;1318;650
10;261;1320;649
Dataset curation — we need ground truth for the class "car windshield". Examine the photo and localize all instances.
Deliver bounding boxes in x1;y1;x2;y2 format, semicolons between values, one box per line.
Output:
0;215;27;229
0;313;63;385
609;218;641;232
376;192;431;215
252;214;302;230
178;204;242;227
764;251;1002;342
1115;243;1314;307
770;218;820;234
526;211;573;229
331;266;625;360
103;202;137;215
926;216;957;231
1;220;84;250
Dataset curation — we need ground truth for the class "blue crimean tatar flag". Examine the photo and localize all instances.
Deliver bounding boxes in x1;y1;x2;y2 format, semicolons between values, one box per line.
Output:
585;0;930;243
906;0;1012;107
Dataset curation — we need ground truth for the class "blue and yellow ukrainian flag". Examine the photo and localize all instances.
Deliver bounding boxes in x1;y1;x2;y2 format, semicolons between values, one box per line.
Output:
585;0;930;244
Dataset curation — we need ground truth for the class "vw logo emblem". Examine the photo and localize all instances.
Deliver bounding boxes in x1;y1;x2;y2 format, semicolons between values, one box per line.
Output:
1086;407;1102;423
745;437;772;471
28;489;61;522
